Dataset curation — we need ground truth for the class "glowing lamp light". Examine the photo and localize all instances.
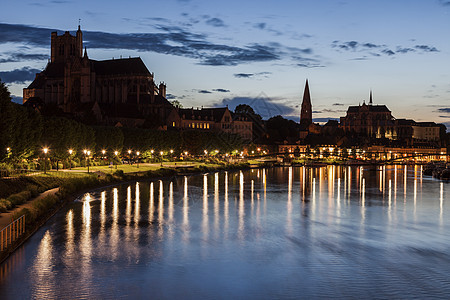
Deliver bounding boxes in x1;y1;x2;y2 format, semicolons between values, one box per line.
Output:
68;149;73;155
43;148;49;154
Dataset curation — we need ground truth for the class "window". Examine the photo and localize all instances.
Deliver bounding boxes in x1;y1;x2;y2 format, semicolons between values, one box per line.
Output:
172;122;176;127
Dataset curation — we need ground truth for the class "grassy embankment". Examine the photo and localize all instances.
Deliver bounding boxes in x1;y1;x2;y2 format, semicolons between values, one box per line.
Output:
1;161;253;232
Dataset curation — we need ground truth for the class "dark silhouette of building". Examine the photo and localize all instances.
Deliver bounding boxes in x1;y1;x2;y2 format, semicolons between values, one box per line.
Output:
166;107;253;141
300;79;312;127
23;26;173;127
340;93;394;139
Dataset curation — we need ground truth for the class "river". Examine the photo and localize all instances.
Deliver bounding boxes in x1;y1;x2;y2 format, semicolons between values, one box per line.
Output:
0;165;449;299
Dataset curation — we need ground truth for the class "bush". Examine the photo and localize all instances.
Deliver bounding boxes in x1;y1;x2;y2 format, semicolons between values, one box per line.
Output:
26;184;39;197
32;194;59;215
0;199;10;212
113;170;124;177
58;176;100;198
7;190;32;206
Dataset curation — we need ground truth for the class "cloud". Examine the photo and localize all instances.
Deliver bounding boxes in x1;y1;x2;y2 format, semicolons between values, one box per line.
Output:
205;17;226;27
219;93;294;119
166;93;176;100
333;103;345;106
396;47;415;54
233;72;271;79
0;23;284;67
198;90;212;94
254;23;266;30
234;73;253;78
437;108;450;113
439;0;450;6
332;40;439;57
0;53;48;63
414;45;439;52
213;89;230;93
382;49;395;56
0;67;41;84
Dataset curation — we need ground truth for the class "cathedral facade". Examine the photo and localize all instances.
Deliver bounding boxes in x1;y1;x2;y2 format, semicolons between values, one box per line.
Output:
23;26;173;127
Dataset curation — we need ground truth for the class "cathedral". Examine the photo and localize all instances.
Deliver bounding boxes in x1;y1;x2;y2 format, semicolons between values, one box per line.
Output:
23;26;173;127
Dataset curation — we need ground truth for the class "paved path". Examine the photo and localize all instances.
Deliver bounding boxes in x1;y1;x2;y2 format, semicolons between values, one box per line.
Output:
0;188;60;231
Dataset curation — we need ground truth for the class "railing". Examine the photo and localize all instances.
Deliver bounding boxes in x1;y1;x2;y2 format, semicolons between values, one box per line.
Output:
0;215;26;252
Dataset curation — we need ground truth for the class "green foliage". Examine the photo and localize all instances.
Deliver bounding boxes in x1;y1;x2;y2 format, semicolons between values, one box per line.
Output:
32;194;59;215
42;117;96;159
6;190;32;206
58;175;100;198
93;126;124;153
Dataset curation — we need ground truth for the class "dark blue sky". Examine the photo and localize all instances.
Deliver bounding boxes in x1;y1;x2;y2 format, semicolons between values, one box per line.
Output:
1;0;449;126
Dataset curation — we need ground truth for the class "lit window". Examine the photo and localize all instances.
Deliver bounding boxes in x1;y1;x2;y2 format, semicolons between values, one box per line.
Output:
172;122;176;127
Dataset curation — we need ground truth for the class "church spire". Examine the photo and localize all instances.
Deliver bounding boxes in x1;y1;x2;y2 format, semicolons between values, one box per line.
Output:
300;79;312;126
369;90;373;105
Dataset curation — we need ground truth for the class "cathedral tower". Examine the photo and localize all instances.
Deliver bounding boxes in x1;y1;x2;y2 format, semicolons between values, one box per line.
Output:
300;79;312;126
50;25;83;63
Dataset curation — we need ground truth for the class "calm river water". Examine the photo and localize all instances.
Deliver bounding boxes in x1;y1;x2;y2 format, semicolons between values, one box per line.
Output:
0;165;449;299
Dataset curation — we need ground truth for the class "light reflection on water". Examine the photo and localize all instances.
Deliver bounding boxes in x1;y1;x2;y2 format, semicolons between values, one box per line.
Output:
0;165;449;299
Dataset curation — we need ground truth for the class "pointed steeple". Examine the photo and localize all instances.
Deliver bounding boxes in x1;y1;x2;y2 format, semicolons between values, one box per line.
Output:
369;90;373;105
83;46;88;58
300;79;312;126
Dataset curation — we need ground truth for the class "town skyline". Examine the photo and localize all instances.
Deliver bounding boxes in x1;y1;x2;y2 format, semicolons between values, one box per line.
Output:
1;0;449;127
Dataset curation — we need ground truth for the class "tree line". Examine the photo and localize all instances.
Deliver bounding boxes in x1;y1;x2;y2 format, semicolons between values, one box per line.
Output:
0;80;243;166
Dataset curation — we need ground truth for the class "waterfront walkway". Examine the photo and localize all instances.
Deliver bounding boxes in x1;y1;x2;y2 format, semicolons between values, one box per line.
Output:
0;188;59;231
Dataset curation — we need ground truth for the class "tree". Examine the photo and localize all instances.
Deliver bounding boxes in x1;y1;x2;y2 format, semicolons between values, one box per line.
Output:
0;80;14;160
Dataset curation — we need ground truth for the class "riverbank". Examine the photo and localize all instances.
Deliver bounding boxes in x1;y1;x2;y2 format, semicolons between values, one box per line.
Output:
0;161;256;263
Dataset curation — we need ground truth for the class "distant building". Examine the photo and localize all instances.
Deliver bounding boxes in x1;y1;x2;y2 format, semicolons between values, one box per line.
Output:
167;107;253;141
23;26;173;127
340;91;395;138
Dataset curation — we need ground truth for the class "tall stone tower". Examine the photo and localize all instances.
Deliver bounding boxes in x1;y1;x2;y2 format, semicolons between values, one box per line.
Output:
300;79;312;126
50;25;83;63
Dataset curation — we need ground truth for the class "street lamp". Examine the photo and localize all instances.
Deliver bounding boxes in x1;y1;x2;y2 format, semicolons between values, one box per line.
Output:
160;151;164;167
128;149;132;165
114;151;119;169
136;151;140;168
43;148;49;174
83;149;90;173
68;149;73;170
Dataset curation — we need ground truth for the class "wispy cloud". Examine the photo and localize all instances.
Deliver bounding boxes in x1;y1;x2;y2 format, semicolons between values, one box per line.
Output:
0;23;289;66
0;67;41;84
331;40;439;57
198;90;212;94
0;53;48;63
437;108;450;113
213;89;230;93
205;17;226;27
233;72;271;79
439;0;450;6
218;93;293;119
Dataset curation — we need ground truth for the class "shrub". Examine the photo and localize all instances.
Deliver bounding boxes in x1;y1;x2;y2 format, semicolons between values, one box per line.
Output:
26;184;39;197
32;194;59;215
114;170;124;177
0;198;13;211
7;190;32;206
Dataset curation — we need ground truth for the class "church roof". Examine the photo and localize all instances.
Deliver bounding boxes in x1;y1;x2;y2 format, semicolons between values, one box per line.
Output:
91;57;151;76
347;104;390;113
